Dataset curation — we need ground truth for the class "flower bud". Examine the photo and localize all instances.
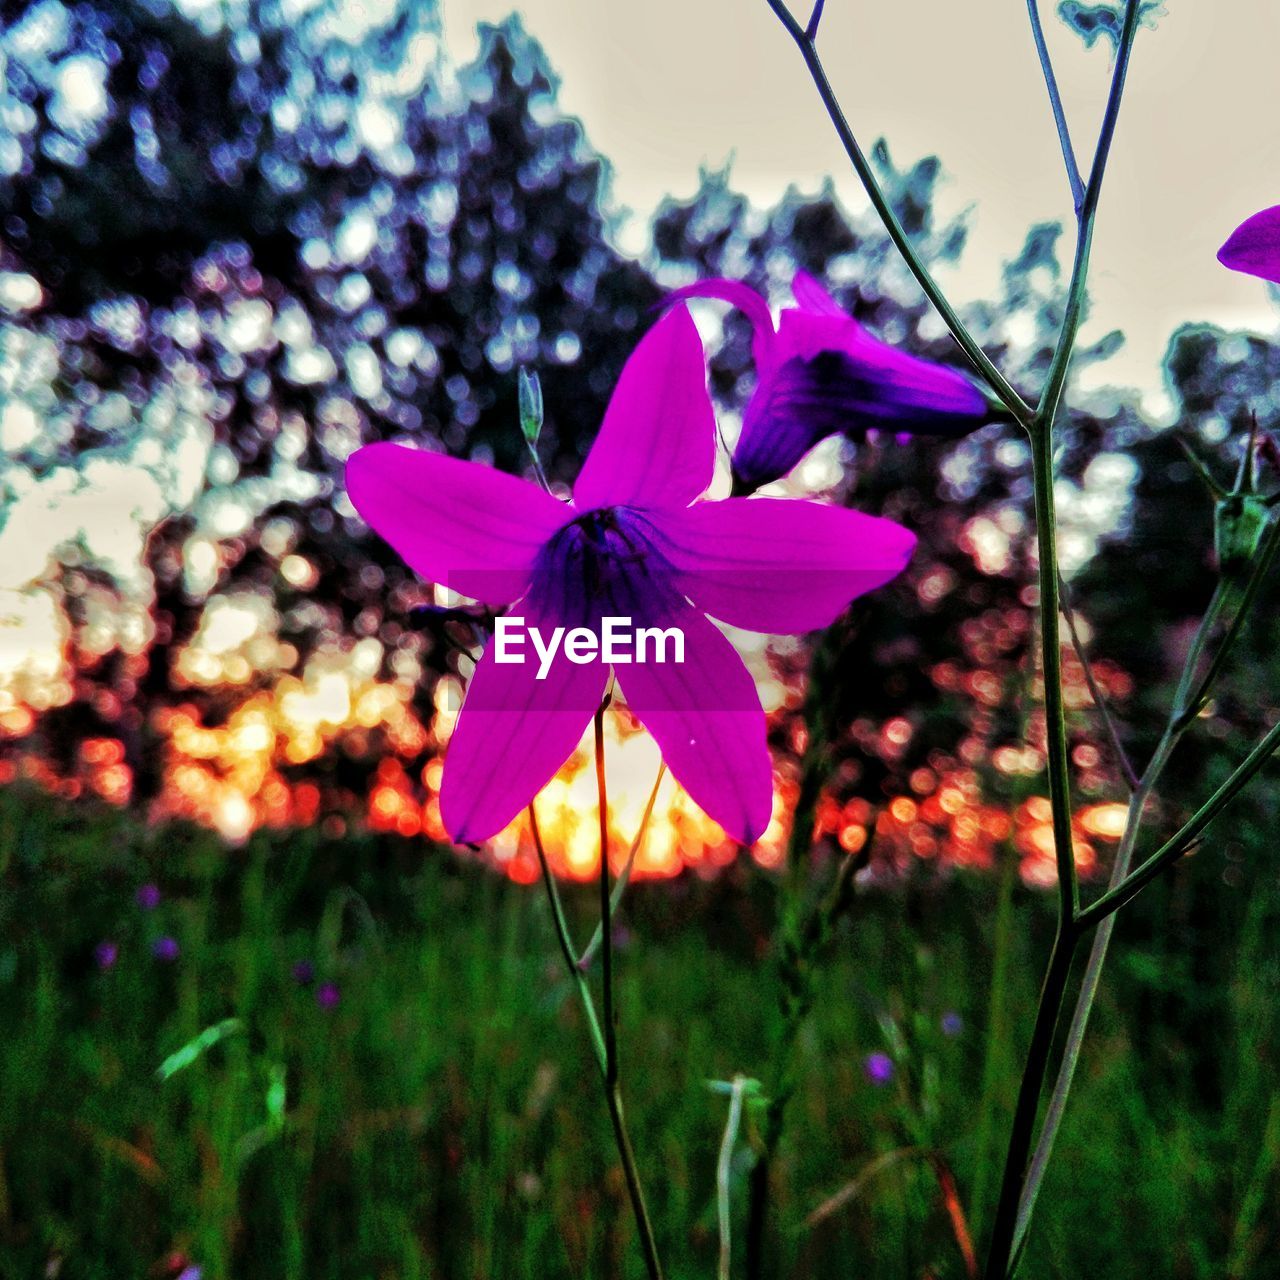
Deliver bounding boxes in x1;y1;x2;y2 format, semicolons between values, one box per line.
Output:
518;367;543;446
1214;492;1270;579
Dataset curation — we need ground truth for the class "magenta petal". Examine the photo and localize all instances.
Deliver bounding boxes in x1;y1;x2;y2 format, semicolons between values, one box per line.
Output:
791;269;846;318
440;615;606;843
1219;206;1280;284
573;306;717;513
647;497;916;634
347;443;571;605
665;278;776;368
775;310;987;421
616;599;771;845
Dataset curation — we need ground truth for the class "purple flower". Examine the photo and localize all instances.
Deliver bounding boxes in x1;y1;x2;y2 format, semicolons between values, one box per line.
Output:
347;306;916;845
864;1051;895;1086
292;959;315;986
667;273;990;492
151;936;180;962
94;940;118;970
1219;205;1280;283
941;1011;964;1037
136;883;161;910
316;982;341;1010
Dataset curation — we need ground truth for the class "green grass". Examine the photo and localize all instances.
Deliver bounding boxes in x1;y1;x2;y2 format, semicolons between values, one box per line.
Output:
0;787;1276;1279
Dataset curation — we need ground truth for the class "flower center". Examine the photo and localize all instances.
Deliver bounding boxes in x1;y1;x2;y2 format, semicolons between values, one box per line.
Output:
527;506;668;624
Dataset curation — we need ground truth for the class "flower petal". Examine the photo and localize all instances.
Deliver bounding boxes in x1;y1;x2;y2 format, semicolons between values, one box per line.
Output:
616;598;771;845
731;310;988;491
732;354;855;491
643;497;916;633
440;614;606;844
774;309;989;421
665;277;776;368
347;443;571;606
1219;205;1280;284
791;269;847;318
573;306;717;513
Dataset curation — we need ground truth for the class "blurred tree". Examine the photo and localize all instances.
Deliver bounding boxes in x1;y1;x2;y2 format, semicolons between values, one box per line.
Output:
0;0;1271;899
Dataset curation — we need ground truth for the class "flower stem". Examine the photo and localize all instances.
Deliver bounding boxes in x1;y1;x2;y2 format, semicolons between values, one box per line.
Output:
981;926;1079;1279
596;706;618;1084
981;9;1143;1272
579;764;666;972
1028;425;1078;919
1058;574;1138;791
1009;579;1231;1254
1173;515;1280;730
717;1075;749;1280
764;4;1148;1273
1078;717;1280;927
529;802;608;1072
526;714;664;1280
593;703;665;1280
762;0;1033;425
1026;0;1085;210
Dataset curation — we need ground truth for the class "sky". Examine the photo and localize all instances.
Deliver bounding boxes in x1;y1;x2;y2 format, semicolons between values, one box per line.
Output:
441;0;1280;405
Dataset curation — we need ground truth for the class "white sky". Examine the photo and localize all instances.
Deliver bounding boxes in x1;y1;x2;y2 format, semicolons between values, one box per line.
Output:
441;0;1280;401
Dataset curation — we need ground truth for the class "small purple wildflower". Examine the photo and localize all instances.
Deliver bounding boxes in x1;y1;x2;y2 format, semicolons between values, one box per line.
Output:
151;936;180;962
316;981;341;1010
864;1051;895;1086
292;959;315;986
136;883;161;910
94;941;118;970
175;1268;203;1280
942;1011;964;1038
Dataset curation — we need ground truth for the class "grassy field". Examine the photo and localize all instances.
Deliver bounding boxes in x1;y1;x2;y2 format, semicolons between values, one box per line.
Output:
1;786;1277;1279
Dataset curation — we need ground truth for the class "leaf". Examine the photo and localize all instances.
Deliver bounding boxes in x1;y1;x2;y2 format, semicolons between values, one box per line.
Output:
156;1018;243;1082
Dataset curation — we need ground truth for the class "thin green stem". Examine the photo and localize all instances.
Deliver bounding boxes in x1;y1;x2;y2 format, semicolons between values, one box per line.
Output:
1012;579;1233;1256
604;1086;665;1280
982;12;1143;1274
1078;717;1280;928
529;802;606;1071
717;1075;749;1280
803;0;825;40
526;450;552;495
1030;427;1079;918
764;5;1146;1274
1171;580;1234;722
1059;573;1138;790
1026;0;1085;209
579;764;666;972
1174;516;1280;730
1036;0;1142;423
982;927;1079;1279
593;704;665;1280
528;722;664;1280
762;0;1033;424
1007;767;1153;1262
1081;2;1142;215
596;706;617;1085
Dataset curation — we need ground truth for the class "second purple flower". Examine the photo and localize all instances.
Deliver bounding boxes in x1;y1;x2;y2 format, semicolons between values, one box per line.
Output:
669;271;991;492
